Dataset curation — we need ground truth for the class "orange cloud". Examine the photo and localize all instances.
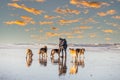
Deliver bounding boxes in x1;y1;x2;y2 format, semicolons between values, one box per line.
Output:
61;32;72;36
25;29;30;32
76;35;83;38
30;34;44;41
4;20;26;26
58;19;80;25
79;26;92;29
73;29;82;34
21;15;35;24
82;18;98;24
12;0;20;2
102;29;113;33
55;8;80;15
4;15;35;26
51;27;59;31
44;15;61;19
105;37;111;41
105;21;120;27
35;0;45;3
39;30;43;32
67;35;74;38
46;32;60;37
10;14;19;17
8;3;21;8
39;21;53;25
97;12;106;16
89;33;96;38
83;9;89;14
8;3;44;15
97;9;116;16
112;16;120;19
70;0;110;8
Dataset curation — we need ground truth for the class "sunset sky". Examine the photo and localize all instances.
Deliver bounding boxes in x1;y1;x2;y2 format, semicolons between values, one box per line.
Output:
0;0;120;44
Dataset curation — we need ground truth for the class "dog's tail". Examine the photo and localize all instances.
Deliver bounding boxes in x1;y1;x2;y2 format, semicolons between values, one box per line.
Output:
44;46;47;48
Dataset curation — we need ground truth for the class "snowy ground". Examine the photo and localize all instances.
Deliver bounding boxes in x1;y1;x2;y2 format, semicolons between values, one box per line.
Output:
0;44;120;80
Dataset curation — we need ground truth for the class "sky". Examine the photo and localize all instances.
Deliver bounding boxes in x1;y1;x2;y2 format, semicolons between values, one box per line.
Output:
0;0;120;44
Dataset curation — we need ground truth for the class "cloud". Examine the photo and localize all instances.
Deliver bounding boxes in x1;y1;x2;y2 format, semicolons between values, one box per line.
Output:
105;21;120;27
51;27;59;31
117;0;120;2
25;28;36;32
79;26;92;29
30;34;44;41
25;29;30;32
46;32;60;37
39;30;43;32
76;35;83;38
8;3;22;8
61;32;72;36
89;33;96;38
112;16;120;20
105;37;111;41
83;9;89;14
12;0;20;2
21;15;35;24
58;18;80;25
8;3;44;15
73;29;82;34
72;27;82;34
67;35;74;38
102;29;113;33
35;0;45;3
97;9;116;17
4;20;26;26
4;15;35;26
70;0;110;8
39;21;53;25
44;15;61;19
10;14;19;17
82;18;98;24
55;8;80;15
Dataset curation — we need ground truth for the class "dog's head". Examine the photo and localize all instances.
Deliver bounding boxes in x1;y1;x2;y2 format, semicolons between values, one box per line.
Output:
26;49;32;53
81;48;85;52
69;48;76;54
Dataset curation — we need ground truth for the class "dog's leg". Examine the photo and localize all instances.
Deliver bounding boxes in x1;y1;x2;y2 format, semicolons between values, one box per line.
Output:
65;49;67;57
51;50;54;57
61;49;64;58
26;53;28;59
58;52;60;57
50;51;52;57
44;52;47;57
45;53;47;57
42;53;44;57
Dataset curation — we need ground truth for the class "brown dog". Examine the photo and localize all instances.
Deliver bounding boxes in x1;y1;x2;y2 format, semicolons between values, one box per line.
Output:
26;49;33;58
51;49;60;57
76;48;85;58
38;46;47;57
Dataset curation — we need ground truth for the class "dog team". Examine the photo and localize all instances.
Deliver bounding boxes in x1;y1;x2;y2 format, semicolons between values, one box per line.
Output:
26;47;85;59
25;38;85;72
26;38;85;59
